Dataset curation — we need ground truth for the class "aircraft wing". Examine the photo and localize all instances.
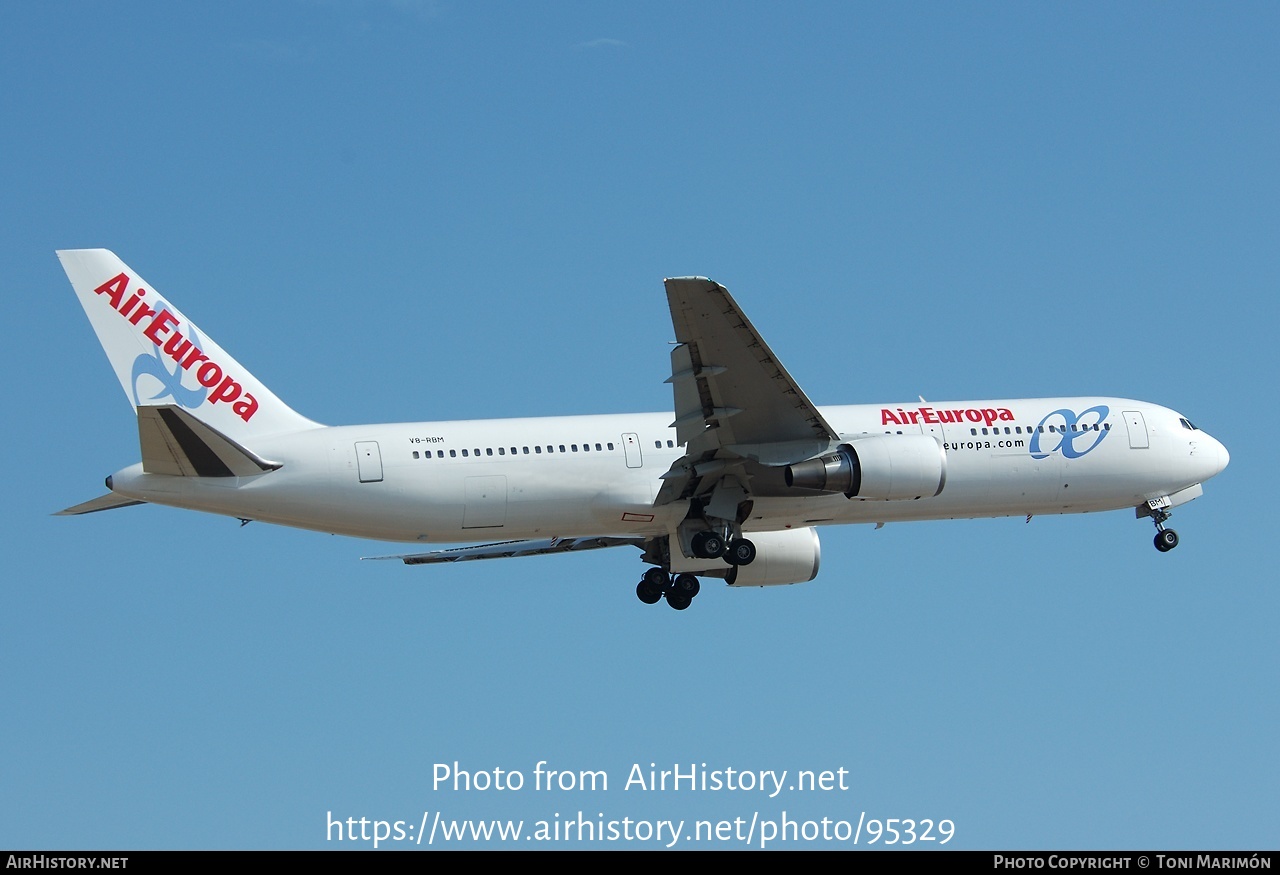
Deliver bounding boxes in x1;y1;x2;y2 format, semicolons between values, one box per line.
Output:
365;536;645;565
658;278;838;504
665;278;838;451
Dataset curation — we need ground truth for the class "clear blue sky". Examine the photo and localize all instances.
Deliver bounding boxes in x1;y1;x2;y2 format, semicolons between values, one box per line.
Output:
3;1;1275;850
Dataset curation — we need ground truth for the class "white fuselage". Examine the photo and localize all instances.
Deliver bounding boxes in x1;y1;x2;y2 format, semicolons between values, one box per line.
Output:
106;396;1229;544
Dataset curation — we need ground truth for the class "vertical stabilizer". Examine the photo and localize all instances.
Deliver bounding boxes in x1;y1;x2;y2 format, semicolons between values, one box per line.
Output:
58;249;320;440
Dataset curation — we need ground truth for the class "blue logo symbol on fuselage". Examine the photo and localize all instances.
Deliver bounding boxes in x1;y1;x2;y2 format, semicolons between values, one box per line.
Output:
130;302;207;410
1029;405;1110;459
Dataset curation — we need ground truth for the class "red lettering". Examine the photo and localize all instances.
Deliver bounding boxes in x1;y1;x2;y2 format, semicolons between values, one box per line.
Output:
881;405;1020;428
143;310;179;346
95;271;255;417
210;376;242;405
162;332;192;362
196;361;223;388
94;273;129;308
119;289;145;319
128;301;156;326
182;347;208;370
233;393;259;421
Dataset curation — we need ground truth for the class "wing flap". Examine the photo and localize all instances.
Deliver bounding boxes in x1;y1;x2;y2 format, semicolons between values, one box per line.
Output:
365;536;644;565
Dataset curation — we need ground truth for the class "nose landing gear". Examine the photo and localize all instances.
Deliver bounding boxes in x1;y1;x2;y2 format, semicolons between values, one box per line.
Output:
1145;504;1179;553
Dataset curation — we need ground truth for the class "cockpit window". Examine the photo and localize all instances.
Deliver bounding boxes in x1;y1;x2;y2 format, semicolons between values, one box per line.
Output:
1179;417;1198;430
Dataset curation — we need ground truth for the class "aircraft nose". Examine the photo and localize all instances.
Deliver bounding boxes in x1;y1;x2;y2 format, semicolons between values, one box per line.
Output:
1212;436;1230;476
1197;432;1229;480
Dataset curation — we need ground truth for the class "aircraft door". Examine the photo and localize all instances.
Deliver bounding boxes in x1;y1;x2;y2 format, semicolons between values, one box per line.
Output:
1122;411;1150;449
622;433;643;468
355;441;383;482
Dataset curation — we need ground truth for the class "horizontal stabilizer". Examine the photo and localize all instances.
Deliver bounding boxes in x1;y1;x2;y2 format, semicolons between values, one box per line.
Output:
138;405;282;477
365;536;643;565
55;494;145;516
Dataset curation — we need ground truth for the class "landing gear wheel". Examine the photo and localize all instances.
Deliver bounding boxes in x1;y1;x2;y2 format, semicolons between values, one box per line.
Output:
666;592;692;611
636;579;663;604
690;531;725;559
642;567;670;590
725;538;756;566
672;573;701;598
1154;529;1179;552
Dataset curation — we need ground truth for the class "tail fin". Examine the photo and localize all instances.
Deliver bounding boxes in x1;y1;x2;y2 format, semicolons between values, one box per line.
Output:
58;249;319;440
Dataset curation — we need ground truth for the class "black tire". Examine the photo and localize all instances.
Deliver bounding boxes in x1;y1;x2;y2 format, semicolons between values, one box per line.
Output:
673;573;701;598
691;530;724;559
726;538;756;566
642;566;669;589
689;531;706;557
701;533;725;558
690;531;708;558
666;592;692;611
636;580;662;604
1155;529;1179;552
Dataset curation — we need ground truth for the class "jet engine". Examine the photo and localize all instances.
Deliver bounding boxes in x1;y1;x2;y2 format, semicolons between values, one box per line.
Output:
726;528;821;587
784;435;947;501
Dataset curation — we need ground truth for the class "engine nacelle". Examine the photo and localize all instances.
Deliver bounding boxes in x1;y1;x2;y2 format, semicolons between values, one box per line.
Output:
785;435;946;501
726;528;821;587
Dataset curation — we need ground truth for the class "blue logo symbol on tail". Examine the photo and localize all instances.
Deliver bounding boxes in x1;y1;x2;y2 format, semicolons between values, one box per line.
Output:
130;303;207;409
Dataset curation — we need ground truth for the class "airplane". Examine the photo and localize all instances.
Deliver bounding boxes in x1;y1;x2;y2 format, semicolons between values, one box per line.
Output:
56;249;1230;611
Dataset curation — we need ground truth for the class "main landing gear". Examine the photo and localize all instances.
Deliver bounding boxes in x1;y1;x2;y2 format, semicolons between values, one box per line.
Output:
635;524;757;611
690;530;756;566
636;567;702;611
